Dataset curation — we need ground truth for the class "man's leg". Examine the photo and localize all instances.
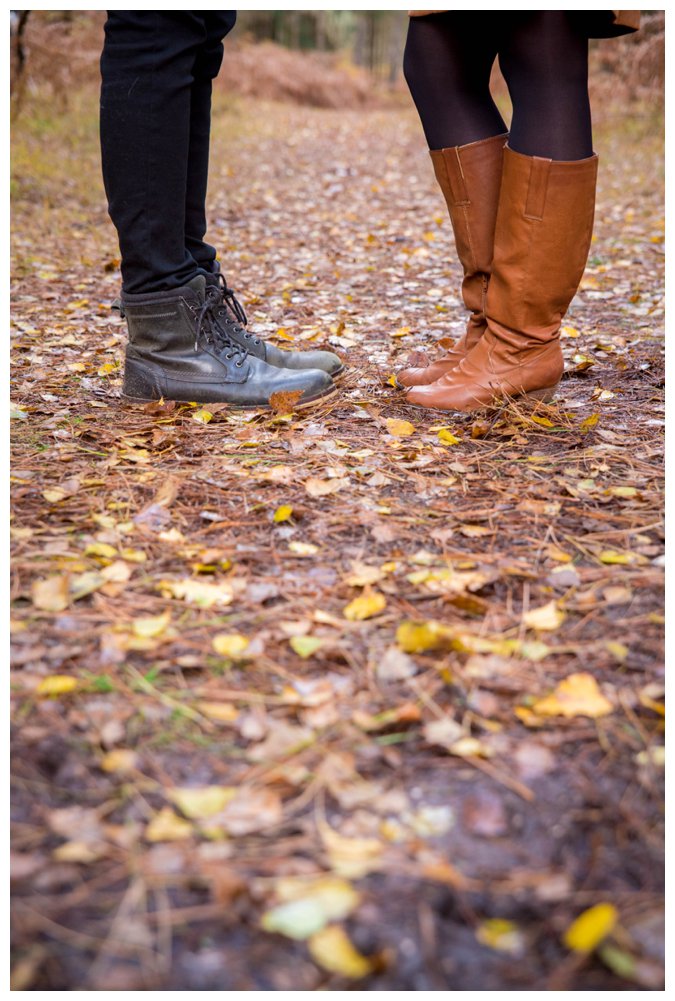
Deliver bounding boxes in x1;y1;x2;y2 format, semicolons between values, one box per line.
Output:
184;12;236;275
100;11;213;293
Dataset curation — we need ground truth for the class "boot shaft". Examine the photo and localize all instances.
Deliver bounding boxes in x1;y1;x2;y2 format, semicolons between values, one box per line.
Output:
488;146;598;342
430;132;508;335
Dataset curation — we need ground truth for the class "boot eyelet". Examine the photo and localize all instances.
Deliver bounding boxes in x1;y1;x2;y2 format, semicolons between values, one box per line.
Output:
236;360;244;368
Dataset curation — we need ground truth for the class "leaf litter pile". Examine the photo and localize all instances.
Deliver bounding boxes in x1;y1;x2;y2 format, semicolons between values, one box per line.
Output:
10;90;664;990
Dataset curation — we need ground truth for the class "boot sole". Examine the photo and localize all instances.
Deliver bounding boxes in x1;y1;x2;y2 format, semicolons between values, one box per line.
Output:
121;384;338;411
406;382;560;411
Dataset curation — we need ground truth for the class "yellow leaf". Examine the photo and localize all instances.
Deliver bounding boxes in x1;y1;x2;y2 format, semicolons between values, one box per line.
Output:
523;601;565;632
320;823;383;878
386;373;398;387
385;418;415;437
97;362;117;377
437;429;460;445
605;641;628;662
132;612;171;639
599;549;647;566
580;413;599;431
168;785;237;819
273;504;293;523
560;325;580;338
101;749;137;773
85;542;118;560
145;807;193;843
288;540;319;556
546;544;572;563
261;876;360;940
476;918;525;955
120;547;147;563
390;326;411;338
308;925;374;979
53;841;107;864
563;903;618;953
196;701;239;723
31;575;70;612
212;633;249;657
532;673;613;718
396;620;454;653
606;486;638;499
162;579;234;607
42;487;69;503
290;636;324;659
343;587;386;621
530;415;555;428
192;409;213;424
36;675;78;697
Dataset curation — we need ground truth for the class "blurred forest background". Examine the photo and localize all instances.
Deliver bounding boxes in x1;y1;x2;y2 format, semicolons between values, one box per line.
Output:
10;10;665;115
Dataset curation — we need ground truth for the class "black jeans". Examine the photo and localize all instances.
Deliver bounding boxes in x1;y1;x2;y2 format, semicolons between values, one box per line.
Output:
100;11;236;294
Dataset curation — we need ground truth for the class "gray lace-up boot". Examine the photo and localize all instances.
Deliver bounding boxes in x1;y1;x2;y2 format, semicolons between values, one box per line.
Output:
119;276;335;407
205;270;344;378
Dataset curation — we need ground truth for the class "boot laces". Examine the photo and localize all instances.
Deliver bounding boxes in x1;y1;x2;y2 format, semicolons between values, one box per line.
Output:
193;288;249;367
214;273;262;346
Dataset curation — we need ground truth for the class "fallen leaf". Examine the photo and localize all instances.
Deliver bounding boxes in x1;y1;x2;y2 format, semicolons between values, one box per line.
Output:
145;807;193;843
101;749;137;773
269;389;304;413
523;601;566;632
305;476;349;497
261;876;360;940
476;918;525;955
308;925;375;979
31;575;70;612
563;903;618;953
376;646;417;681
273;504;293;523
36;675;78;697
212;633;249;658
437;428;460;445
343;586;386;621
196;701;239;723
132;612;172;639
320;821;383;878
290;635;325;659
531;673;613;718
161;578;235;607
288;540;319;556
599;549;648;566
168;786;237;819
385;418;415;437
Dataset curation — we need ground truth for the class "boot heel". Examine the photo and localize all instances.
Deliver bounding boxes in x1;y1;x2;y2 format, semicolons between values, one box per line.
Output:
122;358;164;401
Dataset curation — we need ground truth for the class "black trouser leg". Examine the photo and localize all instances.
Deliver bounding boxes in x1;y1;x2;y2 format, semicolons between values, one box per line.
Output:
100;11;235;294
185;13;235;274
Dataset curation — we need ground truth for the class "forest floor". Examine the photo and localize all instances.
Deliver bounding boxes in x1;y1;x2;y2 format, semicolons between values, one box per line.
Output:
10;91;664;991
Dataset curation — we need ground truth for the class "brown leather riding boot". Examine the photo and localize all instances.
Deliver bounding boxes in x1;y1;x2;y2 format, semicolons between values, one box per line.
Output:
407;146;598;412
397;132;507;388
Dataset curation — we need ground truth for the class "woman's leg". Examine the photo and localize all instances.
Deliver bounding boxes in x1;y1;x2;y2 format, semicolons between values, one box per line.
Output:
397;14;508;388
403;13;506;149
407;13;598;411
498;11;592;160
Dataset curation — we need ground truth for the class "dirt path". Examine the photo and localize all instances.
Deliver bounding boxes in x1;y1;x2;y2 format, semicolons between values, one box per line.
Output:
10;96;664;990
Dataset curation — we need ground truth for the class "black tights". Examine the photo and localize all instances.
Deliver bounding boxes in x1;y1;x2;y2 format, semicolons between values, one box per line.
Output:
404;11;593;160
